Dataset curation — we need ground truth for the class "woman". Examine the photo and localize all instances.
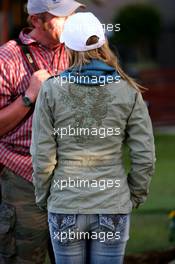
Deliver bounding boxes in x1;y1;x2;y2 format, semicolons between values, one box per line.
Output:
31;12;156;264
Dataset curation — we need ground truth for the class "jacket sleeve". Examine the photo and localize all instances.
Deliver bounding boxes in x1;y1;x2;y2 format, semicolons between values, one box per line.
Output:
30;82;57;210
126;91;156;209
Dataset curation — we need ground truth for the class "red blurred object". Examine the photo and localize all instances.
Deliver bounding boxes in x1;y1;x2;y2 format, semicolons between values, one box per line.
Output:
139;69;175;126
1;0;10;43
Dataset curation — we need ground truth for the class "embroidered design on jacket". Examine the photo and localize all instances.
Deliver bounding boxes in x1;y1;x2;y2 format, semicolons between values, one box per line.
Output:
59;84;114;142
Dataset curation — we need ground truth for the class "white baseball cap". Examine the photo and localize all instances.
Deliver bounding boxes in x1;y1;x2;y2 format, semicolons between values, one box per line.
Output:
27;0;85;16
60;12;106;51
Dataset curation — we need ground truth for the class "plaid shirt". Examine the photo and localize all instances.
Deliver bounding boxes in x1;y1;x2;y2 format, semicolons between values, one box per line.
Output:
0;28;69;181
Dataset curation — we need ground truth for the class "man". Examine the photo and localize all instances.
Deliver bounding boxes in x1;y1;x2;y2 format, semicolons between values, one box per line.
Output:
0;0;84;263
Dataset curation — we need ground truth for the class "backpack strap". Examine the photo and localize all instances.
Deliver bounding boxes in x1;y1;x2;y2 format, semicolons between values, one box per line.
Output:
15;38;40;73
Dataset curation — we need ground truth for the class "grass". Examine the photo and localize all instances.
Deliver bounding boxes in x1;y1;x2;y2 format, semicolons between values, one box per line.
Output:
140;134;175;211
124;134;175;211
126;134;175;254
126;212;173;254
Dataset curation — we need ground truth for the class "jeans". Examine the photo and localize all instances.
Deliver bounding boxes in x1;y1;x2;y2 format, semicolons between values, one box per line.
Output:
48;213;131;264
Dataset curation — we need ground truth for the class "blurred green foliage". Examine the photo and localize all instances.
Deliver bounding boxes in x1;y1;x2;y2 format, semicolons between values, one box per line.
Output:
112;4;161;45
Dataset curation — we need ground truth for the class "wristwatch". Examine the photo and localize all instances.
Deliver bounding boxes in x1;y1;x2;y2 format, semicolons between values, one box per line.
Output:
22;93;34;107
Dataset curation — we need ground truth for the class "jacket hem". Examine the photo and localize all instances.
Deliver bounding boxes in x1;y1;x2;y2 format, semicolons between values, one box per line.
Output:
47;206;132;214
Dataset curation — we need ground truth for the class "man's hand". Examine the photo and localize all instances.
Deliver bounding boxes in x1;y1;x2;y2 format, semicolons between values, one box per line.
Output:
26;70;51;103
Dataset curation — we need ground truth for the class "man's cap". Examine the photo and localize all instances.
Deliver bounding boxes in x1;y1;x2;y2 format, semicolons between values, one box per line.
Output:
60;12;106;51
27;0;85;16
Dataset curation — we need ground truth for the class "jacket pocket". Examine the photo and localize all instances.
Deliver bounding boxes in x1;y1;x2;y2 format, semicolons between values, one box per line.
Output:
0;202;16;257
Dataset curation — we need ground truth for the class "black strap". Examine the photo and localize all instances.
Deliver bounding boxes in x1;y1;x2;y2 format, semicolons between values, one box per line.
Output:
15;38;40;72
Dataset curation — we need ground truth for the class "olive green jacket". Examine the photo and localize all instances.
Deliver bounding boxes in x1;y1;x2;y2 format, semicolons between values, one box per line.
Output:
30;78;156;213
